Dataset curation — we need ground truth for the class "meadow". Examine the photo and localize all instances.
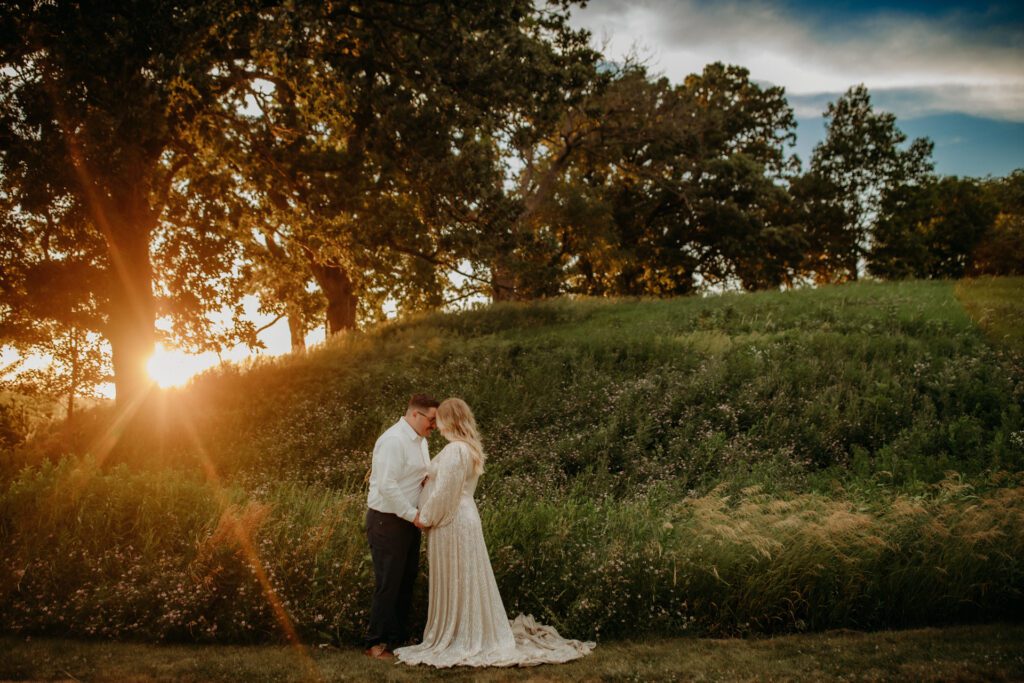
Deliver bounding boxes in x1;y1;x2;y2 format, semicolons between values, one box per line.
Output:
1;277;1022;647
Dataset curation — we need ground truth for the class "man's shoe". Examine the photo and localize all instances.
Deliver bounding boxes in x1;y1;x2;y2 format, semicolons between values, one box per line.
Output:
364;643;394;659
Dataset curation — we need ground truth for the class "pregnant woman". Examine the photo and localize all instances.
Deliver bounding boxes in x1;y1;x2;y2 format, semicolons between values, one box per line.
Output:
394;398;594;668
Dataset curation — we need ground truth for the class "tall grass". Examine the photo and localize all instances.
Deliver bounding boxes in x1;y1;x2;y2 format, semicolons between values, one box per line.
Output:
2;459;1022;643
0;458;372;643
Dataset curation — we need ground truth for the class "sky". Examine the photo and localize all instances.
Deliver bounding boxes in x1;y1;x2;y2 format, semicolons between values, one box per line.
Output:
566;0;1024;177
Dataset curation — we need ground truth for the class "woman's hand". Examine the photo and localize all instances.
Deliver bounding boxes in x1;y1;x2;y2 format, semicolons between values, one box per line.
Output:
413;511;428;530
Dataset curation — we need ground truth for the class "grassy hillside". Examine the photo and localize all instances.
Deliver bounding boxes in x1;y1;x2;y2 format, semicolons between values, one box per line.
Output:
2;278;1022;644
56;277;1022;493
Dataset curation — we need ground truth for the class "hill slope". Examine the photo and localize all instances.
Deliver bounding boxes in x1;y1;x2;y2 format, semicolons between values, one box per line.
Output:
104;277;1024;496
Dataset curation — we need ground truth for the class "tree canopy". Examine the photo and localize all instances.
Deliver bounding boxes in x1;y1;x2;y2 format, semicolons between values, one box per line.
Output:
806;85;934;281
0;0;595;409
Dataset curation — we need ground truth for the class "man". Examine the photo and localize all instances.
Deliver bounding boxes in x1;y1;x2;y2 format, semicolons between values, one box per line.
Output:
364;393;439;659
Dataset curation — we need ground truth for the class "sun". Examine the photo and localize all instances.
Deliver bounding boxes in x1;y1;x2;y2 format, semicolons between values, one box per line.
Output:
146;343;218;388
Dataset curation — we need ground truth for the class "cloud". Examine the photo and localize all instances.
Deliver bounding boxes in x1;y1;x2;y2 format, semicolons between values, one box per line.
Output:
877;85;1024;122
569;0;1024;121
789;84;1024;122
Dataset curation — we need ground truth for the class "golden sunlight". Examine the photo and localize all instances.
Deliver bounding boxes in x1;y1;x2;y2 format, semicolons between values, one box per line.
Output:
146;344;220;388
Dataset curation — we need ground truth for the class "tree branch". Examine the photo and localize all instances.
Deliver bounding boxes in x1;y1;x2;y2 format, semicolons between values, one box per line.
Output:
154;154;192;217
385;238;494;287
253;313;286;336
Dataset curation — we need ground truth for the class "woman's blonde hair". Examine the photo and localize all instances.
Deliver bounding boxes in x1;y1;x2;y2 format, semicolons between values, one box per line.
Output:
436;398;485;476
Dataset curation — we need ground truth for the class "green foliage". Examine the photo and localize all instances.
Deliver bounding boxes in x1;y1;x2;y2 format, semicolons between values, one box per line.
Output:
486;475;1024;638
0;400;30;450
484;62;803;299
2;0;1009;416
972;170;1024;276
0;325;111;421
869;177;998;280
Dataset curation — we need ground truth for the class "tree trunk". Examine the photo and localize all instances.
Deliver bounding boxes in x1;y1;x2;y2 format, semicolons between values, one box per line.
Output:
106;212;156;411
287;308;306;351
490;257;518;302
309;260;357;334
66;328;79;421
261;229;308;350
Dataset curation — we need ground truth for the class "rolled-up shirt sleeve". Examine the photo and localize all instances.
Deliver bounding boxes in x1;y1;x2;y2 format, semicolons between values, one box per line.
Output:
373;436;419;522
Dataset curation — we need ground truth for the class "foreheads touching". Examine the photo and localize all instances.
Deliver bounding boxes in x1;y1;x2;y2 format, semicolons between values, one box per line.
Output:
406;393;440;437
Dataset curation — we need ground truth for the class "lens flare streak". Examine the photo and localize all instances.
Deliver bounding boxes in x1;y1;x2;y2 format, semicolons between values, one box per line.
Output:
177;417;325;682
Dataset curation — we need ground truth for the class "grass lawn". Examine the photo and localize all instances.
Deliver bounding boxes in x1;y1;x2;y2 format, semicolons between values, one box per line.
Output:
2;623;1023;682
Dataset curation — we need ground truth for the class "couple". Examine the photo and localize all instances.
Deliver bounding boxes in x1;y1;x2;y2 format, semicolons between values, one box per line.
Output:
363;394;594;668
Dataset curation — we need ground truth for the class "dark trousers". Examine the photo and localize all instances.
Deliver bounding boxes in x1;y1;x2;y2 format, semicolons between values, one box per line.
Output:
364;508;421;647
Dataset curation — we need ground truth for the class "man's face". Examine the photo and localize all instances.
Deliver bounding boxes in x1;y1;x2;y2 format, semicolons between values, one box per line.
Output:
411;407;437;437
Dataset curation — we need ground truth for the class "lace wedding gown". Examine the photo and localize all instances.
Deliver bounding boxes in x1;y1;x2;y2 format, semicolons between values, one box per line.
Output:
393;441;595;668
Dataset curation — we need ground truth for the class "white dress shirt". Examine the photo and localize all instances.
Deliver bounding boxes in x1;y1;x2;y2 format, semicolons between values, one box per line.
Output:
367;417;430;522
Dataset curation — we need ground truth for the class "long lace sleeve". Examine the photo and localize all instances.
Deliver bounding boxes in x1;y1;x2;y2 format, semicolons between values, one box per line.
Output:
419;443;468;529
